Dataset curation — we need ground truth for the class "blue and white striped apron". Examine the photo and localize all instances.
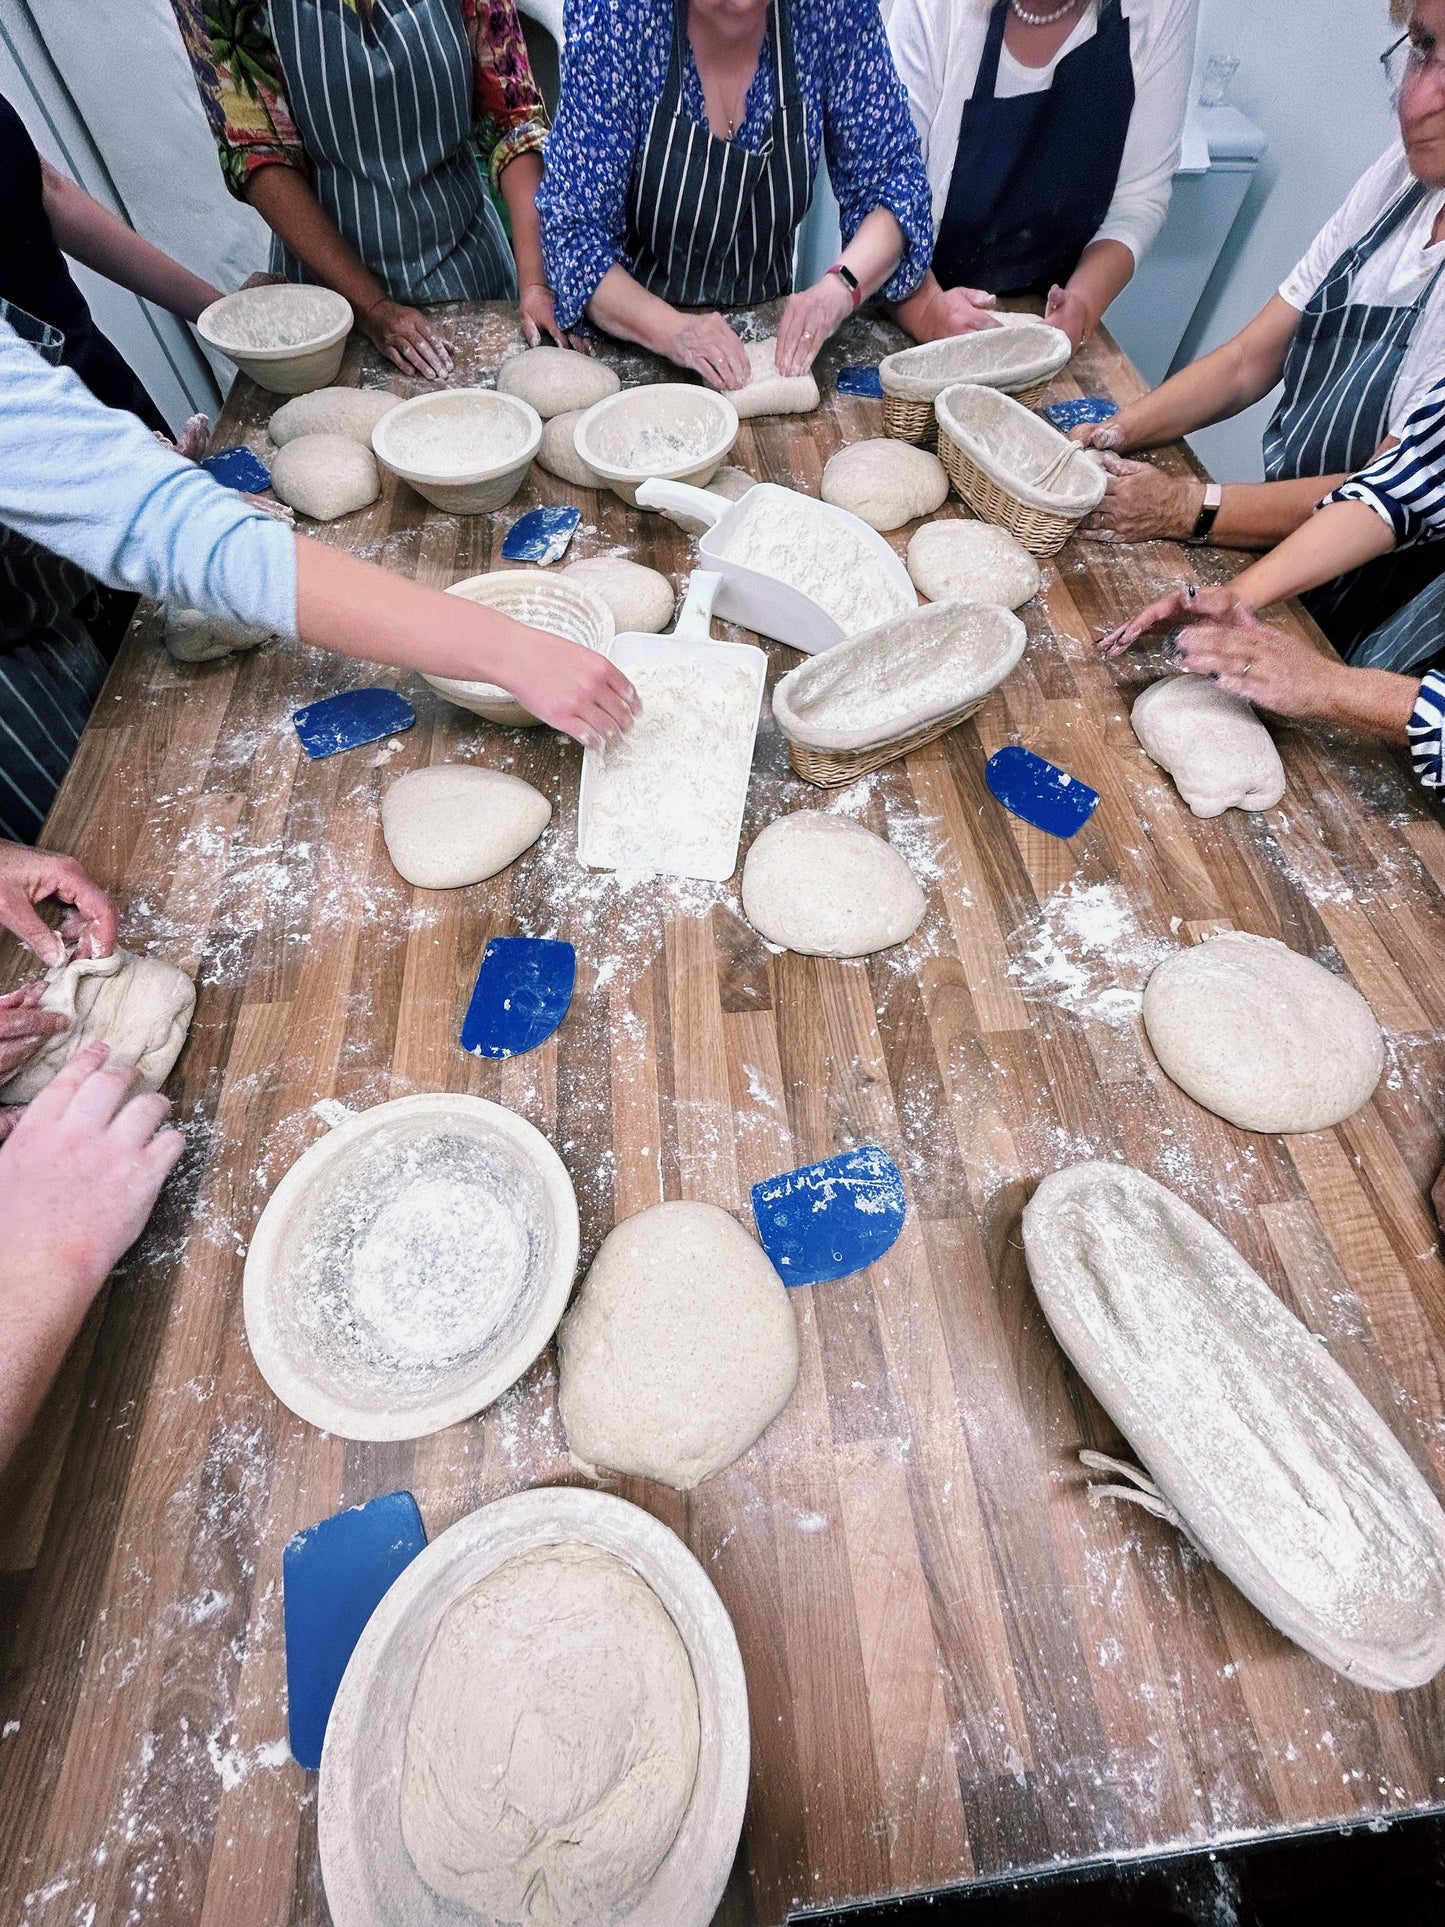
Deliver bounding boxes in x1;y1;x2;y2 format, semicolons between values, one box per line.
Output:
1264;182;1445;672
627;0;811;310
0;534;109;844
267;0;516;303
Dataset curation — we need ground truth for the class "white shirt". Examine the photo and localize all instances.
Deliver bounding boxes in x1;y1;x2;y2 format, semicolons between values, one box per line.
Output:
1279;140;1445;435
882;0;1198;272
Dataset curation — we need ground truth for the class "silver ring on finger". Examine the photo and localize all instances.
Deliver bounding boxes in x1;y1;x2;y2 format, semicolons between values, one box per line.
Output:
1241;660;1252;676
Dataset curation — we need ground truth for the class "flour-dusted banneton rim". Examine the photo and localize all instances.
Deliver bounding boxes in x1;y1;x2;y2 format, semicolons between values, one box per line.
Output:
573;383;739;504
424;571;615;725
880;315;1072;402
1142;931;1384;1133
318;1488;750;1927
371;388;542;513
196;284;352;395
243;1094;579;1440
935;382;1106;517
773;601;1026;752
1023;1161;1445;1689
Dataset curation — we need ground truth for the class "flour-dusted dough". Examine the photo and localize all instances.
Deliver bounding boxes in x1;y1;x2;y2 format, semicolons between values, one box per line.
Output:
730;338;819;419
562;557;675;633
558;1200;799;1489
742;811;925;957
1131;675;1286;817
0;948;195;1103
271;432;379;521
163;607;272;662
268;386;398;446
659;464;757;533
381;766;550;888
905;518;1040;610
1142;931;1384;1133
400;1543;700;1925
497;345;620;419
1023;1161;1445;1688
821;439;948;533
537;408;605;487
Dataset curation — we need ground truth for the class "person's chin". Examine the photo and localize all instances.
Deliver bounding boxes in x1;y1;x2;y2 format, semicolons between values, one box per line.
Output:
1404;124;1445;184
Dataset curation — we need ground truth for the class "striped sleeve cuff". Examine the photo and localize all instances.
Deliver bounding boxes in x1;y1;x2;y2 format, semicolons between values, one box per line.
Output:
1329;477;1412;543
1406;667;1445;791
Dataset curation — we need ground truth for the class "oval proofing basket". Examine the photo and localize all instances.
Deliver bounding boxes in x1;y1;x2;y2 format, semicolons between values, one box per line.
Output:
934;382;1105;555
880;319;1071;445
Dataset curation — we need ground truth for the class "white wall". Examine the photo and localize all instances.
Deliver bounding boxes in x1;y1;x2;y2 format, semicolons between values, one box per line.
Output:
1182;0;1401;479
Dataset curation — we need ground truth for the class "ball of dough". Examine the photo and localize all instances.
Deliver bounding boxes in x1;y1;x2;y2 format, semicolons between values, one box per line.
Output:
1132;675;1286;818
730;338;819;420
536;408;604;487
381;766;551;888
0;949;195;1104
1142;932;1384;1134
658;463;757;534
558;1200;799;1489
821;439;947;533
267;386;398;447
400;1543;700;1925
163;607;272;662
496;346;620;420
562;557;674;633
906;518;1040;610
270;433;379;522
742;812;925;957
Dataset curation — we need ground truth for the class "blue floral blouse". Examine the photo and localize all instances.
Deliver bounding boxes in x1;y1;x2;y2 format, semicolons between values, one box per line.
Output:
538;0;934;329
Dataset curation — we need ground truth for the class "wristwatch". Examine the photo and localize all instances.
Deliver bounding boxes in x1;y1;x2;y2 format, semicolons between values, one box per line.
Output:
1188;481;1223;543
827;261;863;308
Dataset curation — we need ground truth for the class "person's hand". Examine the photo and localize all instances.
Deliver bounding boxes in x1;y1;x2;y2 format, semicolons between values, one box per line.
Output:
894;278;1000;342
1098;583;1255;658
241;271;285;291
173;413;212;461
0;1042;183;1292
776;273;854;376
1069;406;1137;451
490;623;641;749
1044;282;1093;350
0;843;116;966
1165;616;1345;722
1079;451;1204;544
519;281;567;348
361;298;453;379
669;312;750;390
0;984;67;1087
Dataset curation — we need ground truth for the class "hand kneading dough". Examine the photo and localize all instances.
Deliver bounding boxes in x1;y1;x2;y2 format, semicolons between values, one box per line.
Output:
496;345;620;419
906;518;1040;610
558;1200;799;1489
270;432;379;521
164;607;272;662
822;439;947;533
562;556;675;632
267;385;398;446
730;338;819;419
0;949;195;1103
1131;675;1286;817
537;408;605;487
400;1542;700;1925
742;812;925;957
1143;932;1384;1133
381;765;551;887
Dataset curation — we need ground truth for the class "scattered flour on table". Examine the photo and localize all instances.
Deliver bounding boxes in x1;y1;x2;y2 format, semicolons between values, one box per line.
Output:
719;496;909;636
1009;880;1173;1026
622;425;709;467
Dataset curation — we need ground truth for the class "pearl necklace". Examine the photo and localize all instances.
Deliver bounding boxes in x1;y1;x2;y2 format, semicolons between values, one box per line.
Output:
1009;0;1086;26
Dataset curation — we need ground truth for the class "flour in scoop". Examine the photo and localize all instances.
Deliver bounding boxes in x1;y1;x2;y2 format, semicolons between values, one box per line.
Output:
587;663;758;875
721;495;910;635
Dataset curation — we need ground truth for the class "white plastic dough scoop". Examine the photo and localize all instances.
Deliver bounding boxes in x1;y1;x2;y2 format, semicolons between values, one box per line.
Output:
636;478;916;656
577;569;766;882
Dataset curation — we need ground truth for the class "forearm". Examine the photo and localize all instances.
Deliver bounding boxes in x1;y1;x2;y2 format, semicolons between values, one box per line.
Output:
245;165;388;320
1113;298;1299;452
0;1267;94;1474
1229;501;1397;607
1313;659;1419;743
1210;473;1350;549
586;265;685;361
42;165;221;322
1064;238;1135;335
499;153;547;291
837;208;906;300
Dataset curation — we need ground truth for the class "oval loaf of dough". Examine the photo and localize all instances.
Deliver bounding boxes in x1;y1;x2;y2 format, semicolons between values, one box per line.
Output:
557;1200;799;1489
381;766;551;888
905;518;1040;610
742;812;925;957
1131;675;1286;817
1142;931;1384;1133
0;949;195;1104
536;407;604;487
821;438;948;533
496;345;620;419
267;385;398;446
730;338;819;420
562;556;675;633
271;432;379;521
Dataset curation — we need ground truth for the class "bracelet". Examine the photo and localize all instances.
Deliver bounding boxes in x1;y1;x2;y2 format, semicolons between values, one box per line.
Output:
827;262;863;309
1188;482;1223;543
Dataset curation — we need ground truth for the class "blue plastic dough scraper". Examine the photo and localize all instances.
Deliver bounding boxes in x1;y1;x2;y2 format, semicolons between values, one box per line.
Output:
986;745;1099;839
461;935;576;1058
283;1490;427;1770
837;365;884;398
293;687;416;758
202;445;273;493
502;505;580;565
751;1145;907;1286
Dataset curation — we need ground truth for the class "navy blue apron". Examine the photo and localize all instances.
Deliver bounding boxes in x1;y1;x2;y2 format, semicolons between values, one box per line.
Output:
1264;181;1445;670
627;0;812;310
933;0;1134;296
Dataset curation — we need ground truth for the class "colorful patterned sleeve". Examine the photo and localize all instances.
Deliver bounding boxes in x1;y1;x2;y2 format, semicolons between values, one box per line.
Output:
463;0;549;187
169;0;308;199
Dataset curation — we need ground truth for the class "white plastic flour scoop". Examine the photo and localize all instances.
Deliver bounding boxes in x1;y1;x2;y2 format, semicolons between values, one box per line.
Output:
577;570;765;882
636;478;916;656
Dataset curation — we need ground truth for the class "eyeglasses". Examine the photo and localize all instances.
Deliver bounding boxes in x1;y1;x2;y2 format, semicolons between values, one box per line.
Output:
1382;30;1445;96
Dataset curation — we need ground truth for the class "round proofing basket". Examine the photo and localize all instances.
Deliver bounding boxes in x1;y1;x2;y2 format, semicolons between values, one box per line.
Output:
371;389;542;514
934;382;1105;557
196;285;353;395
573;384;740;505
425;572;615;726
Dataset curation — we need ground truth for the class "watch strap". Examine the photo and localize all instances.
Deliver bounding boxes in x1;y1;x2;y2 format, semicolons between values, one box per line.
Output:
1189;481;1223;543
828;261;863;308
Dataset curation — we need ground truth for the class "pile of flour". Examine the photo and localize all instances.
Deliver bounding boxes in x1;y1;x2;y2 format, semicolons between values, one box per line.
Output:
624;424;709;468
385;402;530;474
720;495;909;635
587;663;757;874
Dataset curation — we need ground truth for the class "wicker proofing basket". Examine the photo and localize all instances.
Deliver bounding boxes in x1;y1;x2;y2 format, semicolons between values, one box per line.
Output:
934;382;1105;556
878;320;1070;444
785;699;986;785
884;378;1047;446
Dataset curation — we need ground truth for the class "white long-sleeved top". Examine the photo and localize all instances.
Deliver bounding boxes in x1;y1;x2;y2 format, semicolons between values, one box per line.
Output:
0;320;298;638
882;0;1197;274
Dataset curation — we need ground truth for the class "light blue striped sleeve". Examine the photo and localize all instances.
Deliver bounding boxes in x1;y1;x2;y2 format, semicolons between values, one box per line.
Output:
0;322;298;638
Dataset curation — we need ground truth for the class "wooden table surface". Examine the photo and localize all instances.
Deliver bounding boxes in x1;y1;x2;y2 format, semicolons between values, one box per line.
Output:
3;303;1445;1927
